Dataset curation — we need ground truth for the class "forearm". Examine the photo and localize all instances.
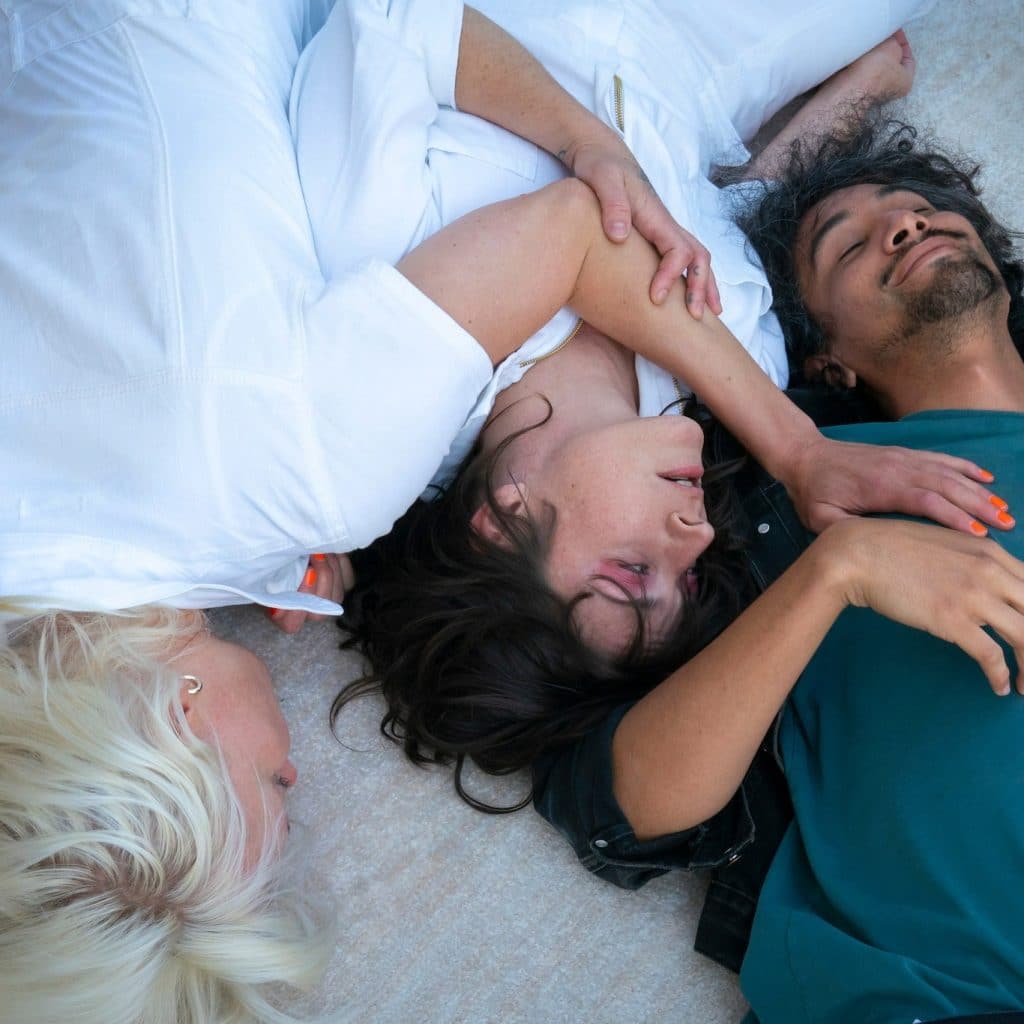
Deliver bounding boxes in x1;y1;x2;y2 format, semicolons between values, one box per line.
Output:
454;7;616;167
397;178;817;475
743;32;915;181
613;532;851;840
742;81;873;182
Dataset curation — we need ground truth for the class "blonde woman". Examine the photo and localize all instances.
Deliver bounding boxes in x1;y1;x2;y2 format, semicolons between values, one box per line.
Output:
0;608;332;1024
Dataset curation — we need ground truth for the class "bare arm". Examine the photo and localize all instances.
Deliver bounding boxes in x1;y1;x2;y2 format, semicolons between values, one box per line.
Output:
745;30;917;180
614;518;1024;839
453;6;719;314
397;177;1005;533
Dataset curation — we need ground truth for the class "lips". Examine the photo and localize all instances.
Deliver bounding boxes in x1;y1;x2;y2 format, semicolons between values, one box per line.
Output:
889;236;960;287
659;465;704;488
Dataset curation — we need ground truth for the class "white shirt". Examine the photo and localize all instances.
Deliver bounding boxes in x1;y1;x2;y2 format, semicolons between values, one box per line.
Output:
0;0;490;613
290;0;793;490
1;0;932;613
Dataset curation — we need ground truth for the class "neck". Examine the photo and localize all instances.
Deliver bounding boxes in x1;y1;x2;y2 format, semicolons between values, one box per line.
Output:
481;325;638;482
871;318;1024;419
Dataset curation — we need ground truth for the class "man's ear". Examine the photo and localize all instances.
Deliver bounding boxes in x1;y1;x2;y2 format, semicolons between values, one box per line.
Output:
804;353;858;390
469;482;527;548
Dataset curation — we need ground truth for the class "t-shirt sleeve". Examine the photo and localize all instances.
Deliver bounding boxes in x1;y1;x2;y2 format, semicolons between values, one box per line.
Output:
380;0;464;109
532;703;755;889
289;0;465;277
301;258;493;551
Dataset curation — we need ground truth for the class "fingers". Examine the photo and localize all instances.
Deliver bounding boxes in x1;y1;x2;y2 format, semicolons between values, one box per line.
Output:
889;455;1014;535
266;553;351;634
903;490;1000;538
925;535;1024;695
958;628;1014;696
644;228;717;317
957;581;1024;696
337;552;356;593
267;607;309;634
575;142;723;318
838;444;1014;535
633;191;718;315
597;180;632;243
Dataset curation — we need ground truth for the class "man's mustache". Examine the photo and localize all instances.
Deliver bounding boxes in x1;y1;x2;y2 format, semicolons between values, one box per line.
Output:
881;228;969;286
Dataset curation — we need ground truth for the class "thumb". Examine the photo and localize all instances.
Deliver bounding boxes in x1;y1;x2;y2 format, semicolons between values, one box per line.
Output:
595;180;631;242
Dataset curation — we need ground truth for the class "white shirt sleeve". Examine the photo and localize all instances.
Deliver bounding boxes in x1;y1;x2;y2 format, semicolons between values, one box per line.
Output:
301;259;493;551
289;0;465;278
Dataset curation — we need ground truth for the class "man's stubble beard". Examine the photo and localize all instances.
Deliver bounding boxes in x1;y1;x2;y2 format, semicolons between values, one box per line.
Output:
882;254;1001;357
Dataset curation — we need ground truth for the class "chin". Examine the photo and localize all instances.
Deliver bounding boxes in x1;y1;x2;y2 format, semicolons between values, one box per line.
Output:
906;254;1000;326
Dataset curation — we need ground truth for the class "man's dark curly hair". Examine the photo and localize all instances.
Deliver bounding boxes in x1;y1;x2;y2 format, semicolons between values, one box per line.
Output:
737;116;1024;376
336;404;752;812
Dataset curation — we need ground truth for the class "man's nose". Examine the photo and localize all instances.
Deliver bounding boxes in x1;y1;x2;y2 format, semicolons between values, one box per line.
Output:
882;208;929;252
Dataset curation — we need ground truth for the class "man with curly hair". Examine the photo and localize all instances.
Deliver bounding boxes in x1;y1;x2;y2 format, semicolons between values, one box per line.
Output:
730;119;1024;1021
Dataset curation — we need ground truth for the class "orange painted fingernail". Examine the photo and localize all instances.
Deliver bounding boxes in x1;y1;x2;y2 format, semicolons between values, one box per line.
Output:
997;511;1015;527
969;520;988;536
989;495;1009;512
304;568;317;587
311;553;327;562
978;469;995;483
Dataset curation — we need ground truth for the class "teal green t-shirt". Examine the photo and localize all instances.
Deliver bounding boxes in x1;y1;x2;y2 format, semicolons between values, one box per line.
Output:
742;410;1024;1024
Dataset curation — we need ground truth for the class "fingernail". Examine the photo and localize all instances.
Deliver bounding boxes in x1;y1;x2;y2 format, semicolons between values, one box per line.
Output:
997;510;1015;527
304;568;317;587
979;469;995;483
653;288;668;304
969;520;988;536
989;495;1009;512
610;221;628;239
311;553;327;562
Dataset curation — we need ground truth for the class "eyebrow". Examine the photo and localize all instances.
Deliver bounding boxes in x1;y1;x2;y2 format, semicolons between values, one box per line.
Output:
807;209;850;271
806;185;917;271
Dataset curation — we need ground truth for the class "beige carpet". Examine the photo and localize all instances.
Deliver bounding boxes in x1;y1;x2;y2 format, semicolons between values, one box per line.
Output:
212;2;1024;1020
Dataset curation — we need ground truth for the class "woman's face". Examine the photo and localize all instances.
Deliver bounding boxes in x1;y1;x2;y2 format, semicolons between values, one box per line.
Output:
175;635;296;867
528;414;713;655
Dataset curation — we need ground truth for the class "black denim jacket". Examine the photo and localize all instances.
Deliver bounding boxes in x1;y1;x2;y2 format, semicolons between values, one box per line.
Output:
532;391;867;973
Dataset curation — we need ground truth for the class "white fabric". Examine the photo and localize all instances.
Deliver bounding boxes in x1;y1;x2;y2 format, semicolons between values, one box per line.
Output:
292;0;935;491
0;0;489;613
0;0;935;614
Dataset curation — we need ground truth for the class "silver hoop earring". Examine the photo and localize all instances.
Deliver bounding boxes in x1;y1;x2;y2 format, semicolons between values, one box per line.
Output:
182;674;203;695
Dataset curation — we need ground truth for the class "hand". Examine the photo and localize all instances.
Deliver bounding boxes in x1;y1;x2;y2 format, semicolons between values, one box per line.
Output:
565;135;722;316
821;518;1024;695
267;553;355;635
785;436;1014;536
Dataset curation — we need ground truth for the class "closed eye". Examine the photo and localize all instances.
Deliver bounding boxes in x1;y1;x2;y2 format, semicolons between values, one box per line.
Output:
839;240;863;261
591;560;651;602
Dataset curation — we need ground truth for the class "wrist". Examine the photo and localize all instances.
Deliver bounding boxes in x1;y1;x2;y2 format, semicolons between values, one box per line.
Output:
557;122;627;173
807;519;874;611
760;410;821;485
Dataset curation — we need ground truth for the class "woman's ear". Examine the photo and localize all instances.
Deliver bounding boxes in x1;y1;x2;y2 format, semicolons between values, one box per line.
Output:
804;353;857;389
469;482;527;548
178;675;202;719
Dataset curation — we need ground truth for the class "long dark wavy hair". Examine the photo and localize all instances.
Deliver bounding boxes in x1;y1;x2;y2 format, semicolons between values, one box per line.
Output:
336;401;753;811
737;116;1024;374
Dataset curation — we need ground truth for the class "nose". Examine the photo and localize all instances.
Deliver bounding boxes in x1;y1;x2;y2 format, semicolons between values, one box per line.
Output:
665;510;715;565
882;207;929;253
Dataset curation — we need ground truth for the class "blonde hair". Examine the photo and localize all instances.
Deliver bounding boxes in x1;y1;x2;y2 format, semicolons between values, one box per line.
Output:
0;608;333;1024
